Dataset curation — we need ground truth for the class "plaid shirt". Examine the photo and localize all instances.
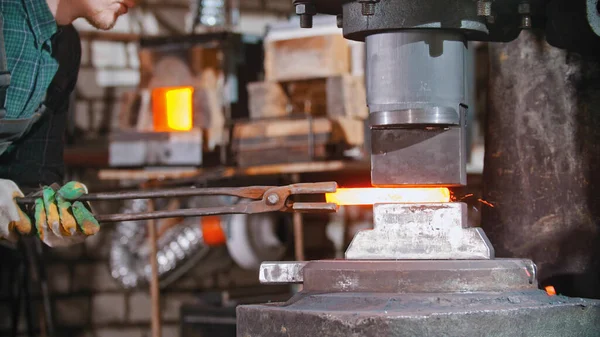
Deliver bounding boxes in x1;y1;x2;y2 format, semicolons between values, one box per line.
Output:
0;0;80;188
1;0;59;119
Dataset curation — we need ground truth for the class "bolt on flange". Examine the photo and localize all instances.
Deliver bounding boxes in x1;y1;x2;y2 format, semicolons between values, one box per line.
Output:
295;2;316;28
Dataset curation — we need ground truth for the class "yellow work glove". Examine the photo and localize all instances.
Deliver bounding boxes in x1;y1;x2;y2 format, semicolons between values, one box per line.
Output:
0;179;100;247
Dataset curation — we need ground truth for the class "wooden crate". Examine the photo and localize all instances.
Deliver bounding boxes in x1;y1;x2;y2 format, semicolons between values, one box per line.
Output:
247;81;290;119
287;79;328;116
247;75;368;119
264;34;351;82
326;75;368;119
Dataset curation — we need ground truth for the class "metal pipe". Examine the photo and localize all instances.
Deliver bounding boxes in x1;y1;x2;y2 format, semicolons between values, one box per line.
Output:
109;199;211;290
293;213;305;261
147;200;162;337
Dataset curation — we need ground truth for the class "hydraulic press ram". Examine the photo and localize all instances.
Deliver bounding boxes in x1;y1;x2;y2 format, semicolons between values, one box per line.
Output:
236;1;600;336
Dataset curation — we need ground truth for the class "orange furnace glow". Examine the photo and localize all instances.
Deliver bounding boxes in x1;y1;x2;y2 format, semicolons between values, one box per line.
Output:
152;86;194;132
325;187;451;205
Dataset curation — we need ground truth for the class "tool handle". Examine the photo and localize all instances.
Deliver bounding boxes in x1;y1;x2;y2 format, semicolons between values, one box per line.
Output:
16;186;271;204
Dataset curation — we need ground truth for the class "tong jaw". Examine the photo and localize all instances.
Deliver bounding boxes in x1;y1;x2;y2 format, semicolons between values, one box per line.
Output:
259;182;338;214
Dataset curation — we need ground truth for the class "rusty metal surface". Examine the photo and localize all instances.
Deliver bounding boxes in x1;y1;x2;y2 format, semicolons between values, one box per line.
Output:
299;259;537;293
345;203;493;260
237;290;600;337
482;30;600;299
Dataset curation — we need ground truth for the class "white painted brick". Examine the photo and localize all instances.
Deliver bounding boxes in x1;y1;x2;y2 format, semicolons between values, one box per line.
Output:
128;292;152;322
126;43;140;68
96;69;140;87
73;263;119;292
55;297;90;326
47;264;71;293
96;327;144;337
136;11;161;35
154;9;188;33
92;41;128;68
92;294;126;324
74;100;91;130
77;69;106;98
80;39;90;66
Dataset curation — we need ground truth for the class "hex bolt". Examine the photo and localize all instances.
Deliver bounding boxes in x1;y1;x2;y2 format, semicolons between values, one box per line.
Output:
266;193;280;206
295;3;316;28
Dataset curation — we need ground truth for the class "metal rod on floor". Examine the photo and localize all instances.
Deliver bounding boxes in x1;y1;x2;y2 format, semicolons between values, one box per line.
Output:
148;199;162;337
291;173;305;262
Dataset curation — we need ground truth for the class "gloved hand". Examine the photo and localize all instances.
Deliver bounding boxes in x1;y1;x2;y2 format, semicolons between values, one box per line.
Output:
0;179;100;247
0;179;32;242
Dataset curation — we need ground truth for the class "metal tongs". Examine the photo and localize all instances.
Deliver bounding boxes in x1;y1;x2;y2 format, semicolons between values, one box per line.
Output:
17;182;338;223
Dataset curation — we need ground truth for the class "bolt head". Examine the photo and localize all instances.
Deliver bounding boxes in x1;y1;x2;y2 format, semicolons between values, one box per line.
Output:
296;4;307;14
267;193;280;205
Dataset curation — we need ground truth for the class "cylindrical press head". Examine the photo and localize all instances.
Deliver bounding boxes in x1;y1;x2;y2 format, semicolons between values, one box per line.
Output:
366;30;467;126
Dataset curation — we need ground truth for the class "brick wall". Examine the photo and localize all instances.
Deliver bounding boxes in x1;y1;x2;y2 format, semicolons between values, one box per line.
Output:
0;231;262;337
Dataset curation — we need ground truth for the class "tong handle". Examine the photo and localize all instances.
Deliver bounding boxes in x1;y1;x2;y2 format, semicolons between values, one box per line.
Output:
16;186;272;204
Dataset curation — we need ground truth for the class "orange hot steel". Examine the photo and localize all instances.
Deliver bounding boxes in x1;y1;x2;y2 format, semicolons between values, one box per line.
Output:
325;187;451;205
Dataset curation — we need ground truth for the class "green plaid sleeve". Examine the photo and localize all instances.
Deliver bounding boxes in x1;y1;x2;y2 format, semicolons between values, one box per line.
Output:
0;0;59;119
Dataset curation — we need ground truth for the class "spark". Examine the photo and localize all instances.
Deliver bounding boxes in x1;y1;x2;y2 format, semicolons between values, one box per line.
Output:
478;199;495;208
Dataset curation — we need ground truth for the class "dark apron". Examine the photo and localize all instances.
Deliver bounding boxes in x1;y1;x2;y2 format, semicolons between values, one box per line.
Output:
0;14;47;156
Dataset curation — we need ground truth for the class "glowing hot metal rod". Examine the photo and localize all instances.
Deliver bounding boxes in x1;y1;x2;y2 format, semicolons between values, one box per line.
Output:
325;187;451;205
